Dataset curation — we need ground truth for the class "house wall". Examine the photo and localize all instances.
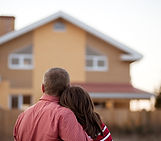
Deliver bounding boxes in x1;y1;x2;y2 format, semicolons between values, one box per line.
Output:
86;33;131;84
33;19;86;102
113;99;130;109
0;32;33;89
93;98;130;109
0;80;9;109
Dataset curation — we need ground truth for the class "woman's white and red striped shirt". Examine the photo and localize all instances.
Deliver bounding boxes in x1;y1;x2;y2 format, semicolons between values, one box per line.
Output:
94;123;112;141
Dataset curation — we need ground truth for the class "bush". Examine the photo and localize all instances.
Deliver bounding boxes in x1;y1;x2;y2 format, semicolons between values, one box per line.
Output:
155;87;161;109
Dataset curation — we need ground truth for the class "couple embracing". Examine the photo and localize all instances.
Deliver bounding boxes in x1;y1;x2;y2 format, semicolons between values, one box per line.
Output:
14;68;112;141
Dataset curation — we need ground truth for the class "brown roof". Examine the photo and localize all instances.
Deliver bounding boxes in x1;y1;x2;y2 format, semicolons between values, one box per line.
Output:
71;82;151;94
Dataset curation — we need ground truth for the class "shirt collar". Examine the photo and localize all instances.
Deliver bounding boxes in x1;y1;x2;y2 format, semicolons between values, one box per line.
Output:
39;94;59;103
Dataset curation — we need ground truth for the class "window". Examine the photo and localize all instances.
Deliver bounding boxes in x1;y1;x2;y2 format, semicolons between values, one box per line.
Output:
9;95;32;110
94;102;106;108
86;46;108;71
54;22;66;31
8;46;33;70
86;55;107;71
9;54;33;69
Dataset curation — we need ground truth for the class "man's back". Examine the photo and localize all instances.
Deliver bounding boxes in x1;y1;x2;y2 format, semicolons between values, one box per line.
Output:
14;94;91;141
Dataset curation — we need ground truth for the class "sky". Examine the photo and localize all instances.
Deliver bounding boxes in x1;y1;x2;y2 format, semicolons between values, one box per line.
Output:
0;0;161;93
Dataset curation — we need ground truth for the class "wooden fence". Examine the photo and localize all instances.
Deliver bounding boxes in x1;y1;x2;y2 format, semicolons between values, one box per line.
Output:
96;108;161;133
0;108;161;140
0;109;21;141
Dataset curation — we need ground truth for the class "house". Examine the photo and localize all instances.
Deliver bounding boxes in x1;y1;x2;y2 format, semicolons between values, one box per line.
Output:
0;11;154;110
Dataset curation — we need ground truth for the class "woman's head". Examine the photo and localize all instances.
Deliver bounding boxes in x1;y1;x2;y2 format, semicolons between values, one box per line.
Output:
60;85;102;139
60;86;94;116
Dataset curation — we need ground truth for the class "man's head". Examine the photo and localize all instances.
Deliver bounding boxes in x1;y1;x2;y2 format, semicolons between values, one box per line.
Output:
42;68;70;97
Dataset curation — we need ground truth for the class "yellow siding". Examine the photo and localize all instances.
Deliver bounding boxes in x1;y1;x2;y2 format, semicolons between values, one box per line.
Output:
0;80;9;109
86;33;131;83
9;88;33;94
0;32;33;88
0;33;33;108
33;19;86;102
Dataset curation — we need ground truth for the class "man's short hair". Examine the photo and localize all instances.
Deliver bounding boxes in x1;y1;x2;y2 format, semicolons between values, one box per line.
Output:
43;68;70;96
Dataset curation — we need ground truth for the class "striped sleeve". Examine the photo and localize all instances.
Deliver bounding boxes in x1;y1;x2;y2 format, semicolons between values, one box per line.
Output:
94;123;113;141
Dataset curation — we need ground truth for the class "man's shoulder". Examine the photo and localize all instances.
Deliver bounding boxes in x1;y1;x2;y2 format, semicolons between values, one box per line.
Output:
21;101;74;118
45;103;75;120
57;105;74;116
46;101;72;114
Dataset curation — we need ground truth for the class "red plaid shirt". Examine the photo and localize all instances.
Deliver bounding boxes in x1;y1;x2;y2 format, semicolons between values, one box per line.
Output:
94;123;112;141
14;94;92;141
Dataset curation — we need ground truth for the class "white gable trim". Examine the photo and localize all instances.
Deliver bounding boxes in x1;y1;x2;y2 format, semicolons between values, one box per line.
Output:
90;92;155;99
0;11;142;61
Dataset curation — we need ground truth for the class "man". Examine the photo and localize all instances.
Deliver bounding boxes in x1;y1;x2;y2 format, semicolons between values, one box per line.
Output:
14;68;92;141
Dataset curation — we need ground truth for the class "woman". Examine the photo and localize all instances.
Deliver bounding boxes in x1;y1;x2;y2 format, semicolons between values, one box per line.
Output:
60;86;113;141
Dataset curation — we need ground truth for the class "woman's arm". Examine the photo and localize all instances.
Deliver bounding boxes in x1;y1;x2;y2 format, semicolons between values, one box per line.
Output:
94;123;112;141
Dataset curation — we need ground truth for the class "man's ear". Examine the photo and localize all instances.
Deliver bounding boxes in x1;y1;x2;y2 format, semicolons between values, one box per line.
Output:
42;84;45;93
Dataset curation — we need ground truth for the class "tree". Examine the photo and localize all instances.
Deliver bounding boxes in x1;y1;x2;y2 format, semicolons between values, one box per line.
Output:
155;86;161;109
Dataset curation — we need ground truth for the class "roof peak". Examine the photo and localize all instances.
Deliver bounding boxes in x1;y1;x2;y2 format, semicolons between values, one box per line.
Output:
0;11;142;61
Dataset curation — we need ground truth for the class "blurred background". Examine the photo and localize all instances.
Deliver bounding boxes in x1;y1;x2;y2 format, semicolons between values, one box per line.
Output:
0;0;161;140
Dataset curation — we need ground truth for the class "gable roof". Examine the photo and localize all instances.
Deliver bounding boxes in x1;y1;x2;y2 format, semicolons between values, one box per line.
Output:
0;11;142;61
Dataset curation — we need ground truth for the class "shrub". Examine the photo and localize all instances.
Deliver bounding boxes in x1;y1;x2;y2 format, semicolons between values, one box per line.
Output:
155;87;161;109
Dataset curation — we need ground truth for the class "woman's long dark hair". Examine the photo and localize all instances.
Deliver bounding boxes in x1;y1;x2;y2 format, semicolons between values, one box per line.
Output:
59;86;103;139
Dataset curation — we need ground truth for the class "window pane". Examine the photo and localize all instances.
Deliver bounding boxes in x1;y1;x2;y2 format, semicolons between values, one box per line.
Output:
9;54;33;69
12;58;19;65
94;102;105;108
98;60;105;67
86;59;93;67
24;58;32;65
23;95;31;104
54;22;66;31
11;96;18;109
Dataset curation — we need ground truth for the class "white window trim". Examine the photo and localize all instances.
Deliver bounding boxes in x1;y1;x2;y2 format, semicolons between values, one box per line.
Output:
86;55;108;71
8;54;33;70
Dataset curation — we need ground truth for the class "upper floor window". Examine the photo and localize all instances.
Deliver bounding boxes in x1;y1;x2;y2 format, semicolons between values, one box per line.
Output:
86;55;107;71
8;46;33;70
54;21;66;31
86;46;108;71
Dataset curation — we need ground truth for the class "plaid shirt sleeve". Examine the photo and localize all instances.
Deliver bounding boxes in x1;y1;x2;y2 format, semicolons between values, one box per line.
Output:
13;112;24;141
59;109;92;141
94;123;113;141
